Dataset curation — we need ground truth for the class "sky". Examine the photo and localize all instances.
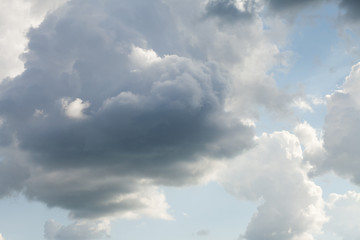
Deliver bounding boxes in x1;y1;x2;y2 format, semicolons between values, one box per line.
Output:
1;0;360;240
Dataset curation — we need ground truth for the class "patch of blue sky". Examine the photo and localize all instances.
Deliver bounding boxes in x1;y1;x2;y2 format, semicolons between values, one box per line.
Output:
314;172;360;199
262;3;357;131
112;182;257;240
0;194;69;240
274;3;350;94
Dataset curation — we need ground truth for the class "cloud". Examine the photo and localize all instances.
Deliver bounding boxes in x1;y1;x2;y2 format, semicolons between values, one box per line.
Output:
0;2;305;237
324;191;360;240
44;219;110;240
0;0;263;221
25;169;173;219
61;98;90;120
294;122;326;174
321;62;360;184
0;0;68;81
0;233;4;240
339;0;360;21
218;131;327;240
293;98;314;112
266;0;322;11
0;143;30;198
204;0;260;22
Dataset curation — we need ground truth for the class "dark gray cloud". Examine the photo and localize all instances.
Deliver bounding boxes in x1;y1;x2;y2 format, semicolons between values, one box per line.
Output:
1;0;253;173
0;159;29;197
204;0;256;21
0;0;255;219
339;0;360;20
265;0;360;22
267;0;322;11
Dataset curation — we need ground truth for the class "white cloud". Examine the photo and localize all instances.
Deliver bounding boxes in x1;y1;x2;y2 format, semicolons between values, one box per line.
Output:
310;96;326;106
324;191;360;240
218;131;327;240
129;46;161;69
0;0;296;228
61;98;90;120
44;219;110;240
293;98;314;112
341;62;360;106
294;122;323;156
0;233;4;240
33;109;48;118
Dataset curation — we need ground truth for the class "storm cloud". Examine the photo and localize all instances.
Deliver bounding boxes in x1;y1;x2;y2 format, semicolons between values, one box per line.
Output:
0;0;264;221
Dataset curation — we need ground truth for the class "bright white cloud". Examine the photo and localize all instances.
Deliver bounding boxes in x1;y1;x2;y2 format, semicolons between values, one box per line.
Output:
218;131;327;240
61;98;90;120
129;46;161;69
293;98;314;112
324;191;360;240
294;122;326;174
0;233;4;240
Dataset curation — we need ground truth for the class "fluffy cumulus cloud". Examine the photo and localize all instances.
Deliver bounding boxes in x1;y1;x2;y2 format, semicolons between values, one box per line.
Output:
266;0;322;12
322;62;360;184
0;0;287;224
44;219;110;240
294;121;326;175
0;233;4;240
324;191;360;239
218;131;327;240
3;0;351;239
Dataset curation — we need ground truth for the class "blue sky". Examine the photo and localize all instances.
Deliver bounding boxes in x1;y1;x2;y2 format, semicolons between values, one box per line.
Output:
1;1;360;240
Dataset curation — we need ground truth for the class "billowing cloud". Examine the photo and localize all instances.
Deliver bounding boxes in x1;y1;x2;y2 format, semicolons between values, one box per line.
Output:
0;0;266;221
324;191;360;239
294;121;326;175
44;219;110;240
322;62;360;184
218;131;327;240
0;233;4;240
25;169;173;219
